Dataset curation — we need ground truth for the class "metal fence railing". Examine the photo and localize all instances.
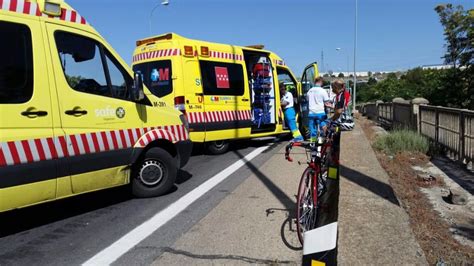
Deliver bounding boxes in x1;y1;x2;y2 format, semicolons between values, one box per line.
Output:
360;102;473;165
419;105;474;164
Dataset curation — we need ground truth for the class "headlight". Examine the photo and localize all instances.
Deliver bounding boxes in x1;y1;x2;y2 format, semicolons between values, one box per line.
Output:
179;114;189;132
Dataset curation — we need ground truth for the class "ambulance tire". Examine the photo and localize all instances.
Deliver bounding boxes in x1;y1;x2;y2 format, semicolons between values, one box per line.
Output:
206;140;230;155
132;147;177;198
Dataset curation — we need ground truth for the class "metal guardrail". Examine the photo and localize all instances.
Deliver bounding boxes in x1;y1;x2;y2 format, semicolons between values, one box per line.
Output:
361;102;473;165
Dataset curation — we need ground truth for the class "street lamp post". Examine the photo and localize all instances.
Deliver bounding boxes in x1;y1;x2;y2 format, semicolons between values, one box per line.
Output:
335;48;349;76
353;0;358;113
149;0;170;36
336;47;342;76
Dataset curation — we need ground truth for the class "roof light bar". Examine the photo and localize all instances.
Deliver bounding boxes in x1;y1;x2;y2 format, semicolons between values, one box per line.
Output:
136;34;172;47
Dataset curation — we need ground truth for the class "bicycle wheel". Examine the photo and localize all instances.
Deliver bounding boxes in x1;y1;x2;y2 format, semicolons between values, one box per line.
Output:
296;167;319;245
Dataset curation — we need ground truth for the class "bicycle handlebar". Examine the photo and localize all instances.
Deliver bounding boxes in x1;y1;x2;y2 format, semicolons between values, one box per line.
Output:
284;121;340;162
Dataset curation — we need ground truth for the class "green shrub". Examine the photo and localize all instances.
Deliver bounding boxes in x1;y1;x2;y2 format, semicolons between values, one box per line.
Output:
374;129;429;154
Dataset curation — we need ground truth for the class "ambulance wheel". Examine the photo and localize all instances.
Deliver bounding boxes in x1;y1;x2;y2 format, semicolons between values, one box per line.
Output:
206;140;229;155
132;147;177;198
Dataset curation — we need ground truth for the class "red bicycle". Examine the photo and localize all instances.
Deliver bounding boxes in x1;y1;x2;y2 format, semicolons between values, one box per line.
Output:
285;122;339;245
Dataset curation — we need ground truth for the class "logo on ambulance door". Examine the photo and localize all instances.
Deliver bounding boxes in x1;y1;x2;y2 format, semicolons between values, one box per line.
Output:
215;67;230;89
116;107;125;119
151;69;160;82
151;68;170;86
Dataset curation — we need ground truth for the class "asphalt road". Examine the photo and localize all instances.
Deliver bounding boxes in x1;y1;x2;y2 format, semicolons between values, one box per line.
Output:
0;139;282;266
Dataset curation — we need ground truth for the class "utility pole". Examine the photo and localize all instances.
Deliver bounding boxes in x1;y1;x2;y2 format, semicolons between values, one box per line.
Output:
321;50;325;74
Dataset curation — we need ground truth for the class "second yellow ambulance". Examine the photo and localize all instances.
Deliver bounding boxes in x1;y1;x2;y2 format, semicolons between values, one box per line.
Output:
132;33;319;154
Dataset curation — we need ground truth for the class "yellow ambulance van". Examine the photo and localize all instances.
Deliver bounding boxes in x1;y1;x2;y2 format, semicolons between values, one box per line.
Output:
0;0;192;213
132;33;319;154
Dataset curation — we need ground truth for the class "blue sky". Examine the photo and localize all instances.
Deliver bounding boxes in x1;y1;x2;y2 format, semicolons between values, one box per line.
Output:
68;0;473;76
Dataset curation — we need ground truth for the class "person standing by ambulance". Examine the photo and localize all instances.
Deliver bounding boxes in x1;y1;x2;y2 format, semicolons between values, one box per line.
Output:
280;83;304;142
306;77;330;142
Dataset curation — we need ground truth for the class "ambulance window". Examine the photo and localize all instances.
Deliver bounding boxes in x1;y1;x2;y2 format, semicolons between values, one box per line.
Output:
55;32;109;97
132;60;172;98
199;61;244;96
0;21;33;104
104;50;133;100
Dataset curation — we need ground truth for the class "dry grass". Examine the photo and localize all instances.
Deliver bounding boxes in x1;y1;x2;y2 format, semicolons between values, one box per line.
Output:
358;117;474;265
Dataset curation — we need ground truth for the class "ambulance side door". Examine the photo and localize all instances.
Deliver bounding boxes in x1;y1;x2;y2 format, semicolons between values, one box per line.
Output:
199;58;251;140
300;62;320;132
45;23;142;194
183;56;206;141
0;17;56;211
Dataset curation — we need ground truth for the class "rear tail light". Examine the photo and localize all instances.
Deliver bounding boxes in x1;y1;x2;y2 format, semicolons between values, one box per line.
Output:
174;96;186;115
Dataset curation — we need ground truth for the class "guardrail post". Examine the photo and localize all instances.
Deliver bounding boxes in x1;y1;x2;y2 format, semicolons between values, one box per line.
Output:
391;102;394;129
375;102;379;123
459;111;465;164
411;98;429;133
418;106;422;134
435;108;439;143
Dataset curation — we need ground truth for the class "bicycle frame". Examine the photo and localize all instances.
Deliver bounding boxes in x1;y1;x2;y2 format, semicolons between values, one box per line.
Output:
285;122;339;245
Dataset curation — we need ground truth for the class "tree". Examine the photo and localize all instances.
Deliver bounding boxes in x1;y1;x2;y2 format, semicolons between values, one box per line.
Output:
435;4;474;109
367;77;377;85
368;71;373;77
338;72;344;78
435;4;469;69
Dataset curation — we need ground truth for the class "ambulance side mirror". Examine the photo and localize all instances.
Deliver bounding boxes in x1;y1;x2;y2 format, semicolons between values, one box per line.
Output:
132;72;145;101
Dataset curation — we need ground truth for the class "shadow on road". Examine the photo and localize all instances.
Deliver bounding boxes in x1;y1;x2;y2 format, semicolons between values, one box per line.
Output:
340;165;400;206
0;186;132;237
0;168;193;238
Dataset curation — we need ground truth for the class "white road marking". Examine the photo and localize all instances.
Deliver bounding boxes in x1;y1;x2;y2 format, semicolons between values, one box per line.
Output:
82;145;270;266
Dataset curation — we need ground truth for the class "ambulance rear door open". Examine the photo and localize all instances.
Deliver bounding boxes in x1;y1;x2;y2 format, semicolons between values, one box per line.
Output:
243;50;277;134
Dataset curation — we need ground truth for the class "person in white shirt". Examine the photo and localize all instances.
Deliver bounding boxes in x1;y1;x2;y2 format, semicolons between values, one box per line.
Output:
306;77;330;141
280;83;303;142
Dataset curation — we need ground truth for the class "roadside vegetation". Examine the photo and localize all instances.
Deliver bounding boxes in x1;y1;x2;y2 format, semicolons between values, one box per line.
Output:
373;130;429;155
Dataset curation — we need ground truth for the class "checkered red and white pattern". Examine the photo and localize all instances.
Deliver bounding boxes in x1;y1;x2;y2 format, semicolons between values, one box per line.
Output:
0;0;87;25
0;125;188;167
186;110;251;124
274;59;286;66
132;49;181;63
209;51;243;61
